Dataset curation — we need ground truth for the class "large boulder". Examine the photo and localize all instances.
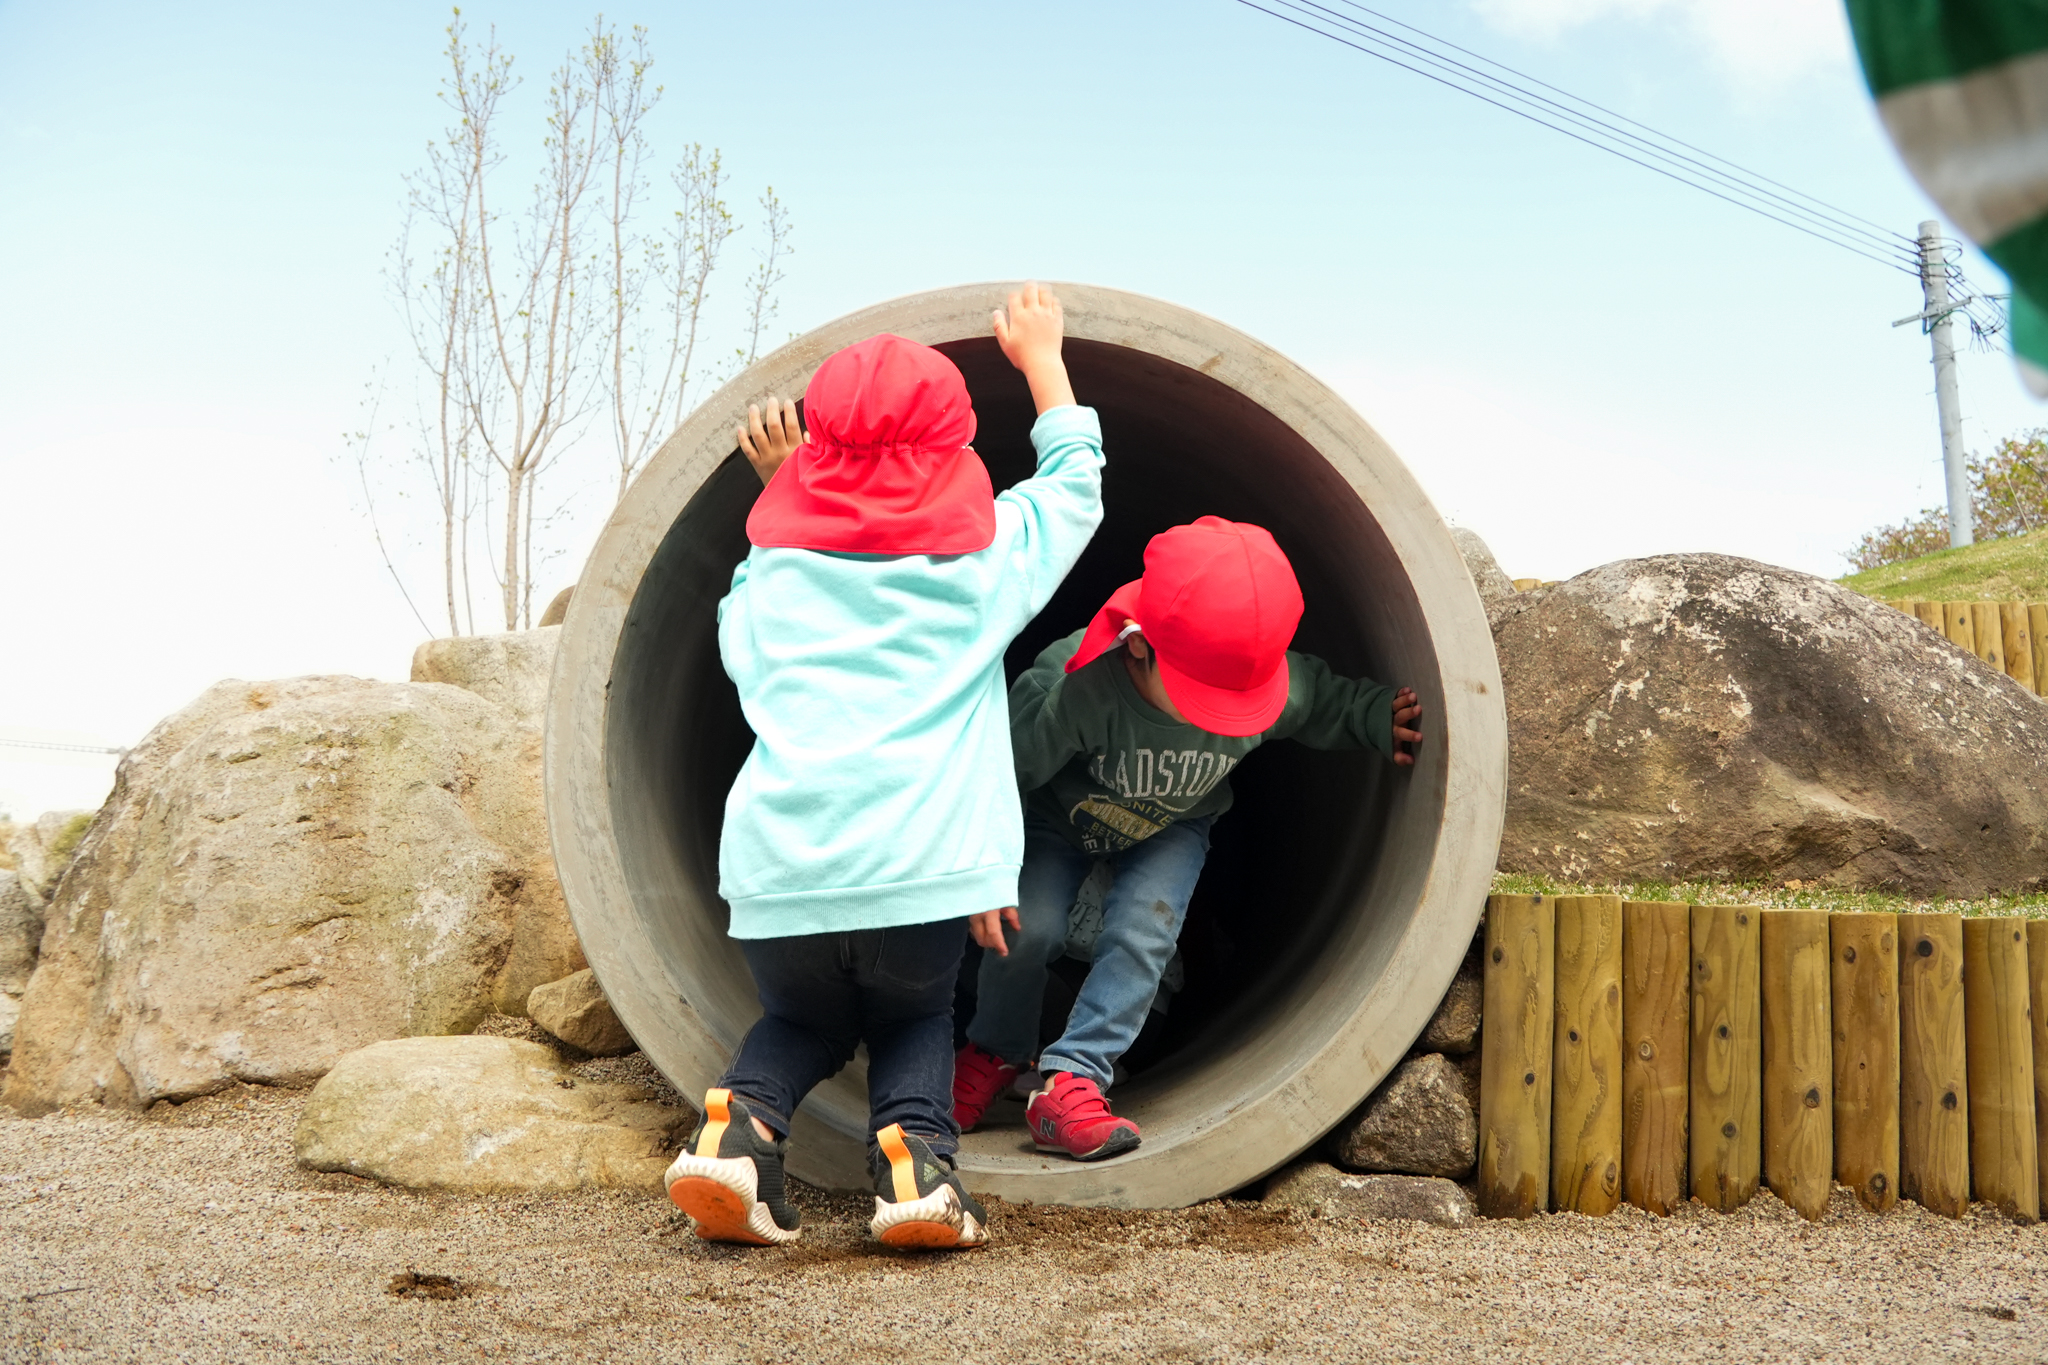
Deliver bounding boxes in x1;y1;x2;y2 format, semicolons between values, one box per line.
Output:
7;809;91;901
294;1035;690;1193
1494;554;2048;896
2;676;585;1115
527;969;635;1056
1328;1052;1477;1178
410;627;561;729
0;870;39;1056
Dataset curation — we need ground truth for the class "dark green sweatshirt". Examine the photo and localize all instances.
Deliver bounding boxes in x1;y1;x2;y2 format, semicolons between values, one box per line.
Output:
1010;629;1398;855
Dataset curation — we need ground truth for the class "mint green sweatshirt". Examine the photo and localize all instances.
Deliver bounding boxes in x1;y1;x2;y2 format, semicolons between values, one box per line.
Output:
715;406;1105;938
1011;630;1398;856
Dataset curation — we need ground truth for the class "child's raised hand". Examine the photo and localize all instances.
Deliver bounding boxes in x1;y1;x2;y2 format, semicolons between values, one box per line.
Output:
969;906;1021;957
737;397;807;486
1391;686;1424;766
993;283;1077;415
994;283;1063;366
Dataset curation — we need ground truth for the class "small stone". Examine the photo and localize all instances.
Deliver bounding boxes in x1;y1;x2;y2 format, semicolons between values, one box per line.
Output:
410;627;561;729
1448;526;1517;630
293;1035;690;1193
1265;1162;1474;1227
527;969;635;1056
0;870;38;986
1417;949;1481;1055
6;810;91;901
0;870;40;1057
537;587;574;628
1329;1053;1476;1179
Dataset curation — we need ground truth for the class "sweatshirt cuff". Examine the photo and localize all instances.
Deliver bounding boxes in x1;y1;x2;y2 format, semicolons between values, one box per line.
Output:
1029;404;1102;455
1367;691;1396;759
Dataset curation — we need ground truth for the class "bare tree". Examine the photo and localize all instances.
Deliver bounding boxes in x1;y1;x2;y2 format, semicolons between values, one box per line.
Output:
743;187;793;366
365;11;792;635
341;374;436;638
391;17;507;635
468;28;606;631
593;26;738;502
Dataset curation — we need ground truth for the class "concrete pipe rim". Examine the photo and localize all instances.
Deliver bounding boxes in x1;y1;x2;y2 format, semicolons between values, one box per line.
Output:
545;282;1507;1208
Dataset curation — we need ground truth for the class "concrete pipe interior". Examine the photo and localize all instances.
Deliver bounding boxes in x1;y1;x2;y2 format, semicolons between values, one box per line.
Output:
546;284;1505;1208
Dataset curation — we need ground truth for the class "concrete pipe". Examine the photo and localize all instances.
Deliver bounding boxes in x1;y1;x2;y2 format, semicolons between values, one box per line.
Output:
546;283;1506;1208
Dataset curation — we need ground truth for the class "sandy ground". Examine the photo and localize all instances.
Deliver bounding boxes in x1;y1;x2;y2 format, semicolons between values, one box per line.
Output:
3;1072;2045;1365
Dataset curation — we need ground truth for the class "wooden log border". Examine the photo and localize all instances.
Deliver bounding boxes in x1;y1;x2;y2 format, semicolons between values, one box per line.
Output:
1893;598;2048;697
1475;901;2040;1222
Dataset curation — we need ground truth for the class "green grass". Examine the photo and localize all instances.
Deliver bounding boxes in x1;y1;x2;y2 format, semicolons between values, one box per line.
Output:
1837;527;2048;602
1491;872;2048;919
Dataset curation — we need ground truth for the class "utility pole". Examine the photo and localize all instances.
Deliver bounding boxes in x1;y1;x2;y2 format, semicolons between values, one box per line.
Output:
1919;220;1972;548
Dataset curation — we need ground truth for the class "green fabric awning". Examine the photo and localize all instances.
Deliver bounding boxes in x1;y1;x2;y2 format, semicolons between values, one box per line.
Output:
1849;0;2048;393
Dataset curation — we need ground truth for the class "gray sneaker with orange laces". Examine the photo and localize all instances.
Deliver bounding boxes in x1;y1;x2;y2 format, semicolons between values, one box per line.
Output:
665;1089;802;1245
868;1123;989;1249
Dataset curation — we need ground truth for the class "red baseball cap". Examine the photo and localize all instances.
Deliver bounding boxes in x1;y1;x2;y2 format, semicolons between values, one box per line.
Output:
746;334;995;554
1066;516;1305;736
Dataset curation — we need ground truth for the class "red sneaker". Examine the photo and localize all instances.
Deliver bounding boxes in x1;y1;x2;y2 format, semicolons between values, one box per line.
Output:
1025;1071;1141;1161
952;1043;1021;1132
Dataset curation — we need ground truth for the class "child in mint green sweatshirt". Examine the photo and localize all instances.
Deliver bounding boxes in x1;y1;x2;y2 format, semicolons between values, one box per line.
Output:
665;285;1102;1250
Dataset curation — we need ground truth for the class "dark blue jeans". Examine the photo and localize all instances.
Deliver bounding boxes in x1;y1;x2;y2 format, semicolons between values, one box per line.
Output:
718;918;968;1158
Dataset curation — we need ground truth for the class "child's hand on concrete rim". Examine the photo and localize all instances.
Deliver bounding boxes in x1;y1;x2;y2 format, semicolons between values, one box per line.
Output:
1391;686;1424;766
993;282;1077;415
737;397;806;486
969;906;1022;957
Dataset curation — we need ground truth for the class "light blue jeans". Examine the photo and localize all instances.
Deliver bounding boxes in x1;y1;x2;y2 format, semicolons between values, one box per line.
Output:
968;811;1213;1091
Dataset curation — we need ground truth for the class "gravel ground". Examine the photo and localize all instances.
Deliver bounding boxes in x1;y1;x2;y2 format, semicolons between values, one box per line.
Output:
3;1071;2045;1364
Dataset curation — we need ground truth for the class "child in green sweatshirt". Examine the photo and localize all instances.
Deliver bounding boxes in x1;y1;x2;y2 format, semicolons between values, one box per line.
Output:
953;516;1425;1159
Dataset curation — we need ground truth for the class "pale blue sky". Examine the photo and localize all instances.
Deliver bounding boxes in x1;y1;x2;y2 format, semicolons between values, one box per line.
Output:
0;0;2034;817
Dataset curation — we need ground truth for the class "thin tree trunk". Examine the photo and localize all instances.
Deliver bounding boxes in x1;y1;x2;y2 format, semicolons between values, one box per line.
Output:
502;455;523;631
460;454;475;636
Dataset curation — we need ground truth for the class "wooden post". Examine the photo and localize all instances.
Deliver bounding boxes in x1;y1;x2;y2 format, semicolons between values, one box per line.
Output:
1760;910;1832;1220
1963;918;2040;1222
1623;900;1690;1214
2028;921;2048;1216
1943;601;1976;655
1552;894;1623;1215
1479;893;1554;1219
1898;913;1970;1217
1893;598;1920;616
1690;904;1761;1211
1830;914;1899;1213
2032;604;2048;697
1970;602;2006;670
2001;602;2036;692
1915;601;1946;633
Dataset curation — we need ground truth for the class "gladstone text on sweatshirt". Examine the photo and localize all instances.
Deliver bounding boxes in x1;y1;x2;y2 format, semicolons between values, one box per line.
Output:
1010;629;1398;856
715;406;1105;937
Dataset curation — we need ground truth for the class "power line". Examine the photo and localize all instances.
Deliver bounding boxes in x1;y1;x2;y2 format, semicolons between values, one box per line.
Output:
1235;0;1923;276
1323;0;1915;251
0;737;128;757
1248;0;1920;271
1296;0;1919;262
1238;0;2010;533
